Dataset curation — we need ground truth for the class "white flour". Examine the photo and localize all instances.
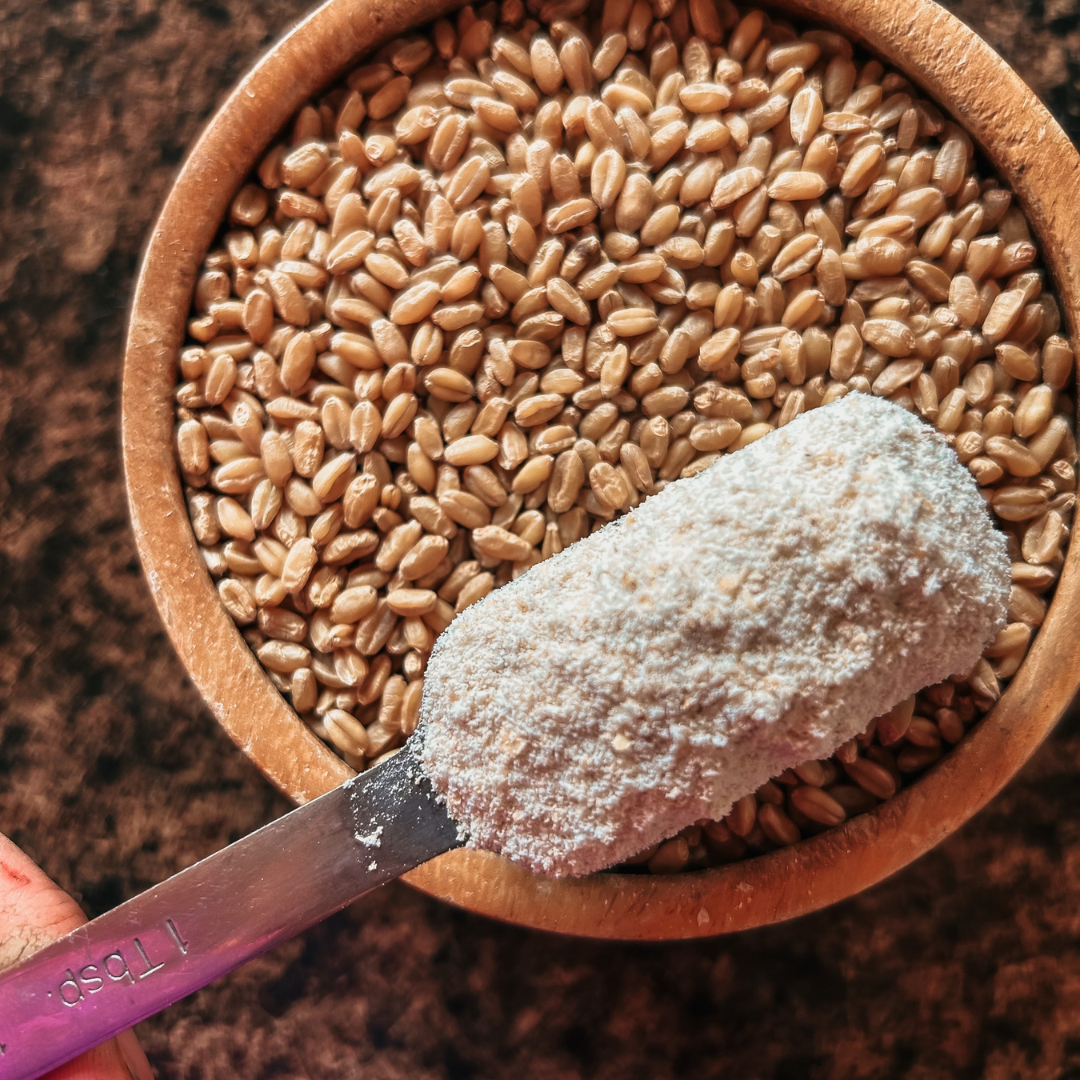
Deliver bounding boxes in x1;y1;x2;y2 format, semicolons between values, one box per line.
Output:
417;396;1011;877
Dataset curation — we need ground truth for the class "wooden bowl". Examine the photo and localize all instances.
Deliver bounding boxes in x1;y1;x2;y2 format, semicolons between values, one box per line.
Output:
122;0;1080;938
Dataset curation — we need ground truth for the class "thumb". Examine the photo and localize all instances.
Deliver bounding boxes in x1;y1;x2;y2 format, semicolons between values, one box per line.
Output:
0;834;153;1080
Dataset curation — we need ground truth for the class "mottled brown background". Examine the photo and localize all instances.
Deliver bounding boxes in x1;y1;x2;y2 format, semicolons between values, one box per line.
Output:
1;0;1079;1076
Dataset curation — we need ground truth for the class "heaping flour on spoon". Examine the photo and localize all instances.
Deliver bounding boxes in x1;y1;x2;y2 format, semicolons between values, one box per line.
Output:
416;395;1010;877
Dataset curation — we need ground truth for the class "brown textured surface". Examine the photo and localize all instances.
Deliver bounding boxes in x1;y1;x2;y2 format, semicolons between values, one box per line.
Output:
2;0;1080;1073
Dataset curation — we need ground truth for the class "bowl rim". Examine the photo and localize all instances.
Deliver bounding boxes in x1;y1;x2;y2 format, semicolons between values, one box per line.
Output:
122;0;1080;940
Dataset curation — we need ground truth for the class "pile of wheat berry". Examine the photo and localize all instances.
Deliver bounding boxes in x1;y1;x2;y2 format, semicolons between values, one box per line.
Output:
173;0;1076;873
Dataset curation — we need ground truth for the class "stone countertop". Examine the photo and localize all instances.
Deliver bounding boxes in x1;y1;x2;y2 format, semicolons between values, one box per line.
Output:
1;1;1079;1076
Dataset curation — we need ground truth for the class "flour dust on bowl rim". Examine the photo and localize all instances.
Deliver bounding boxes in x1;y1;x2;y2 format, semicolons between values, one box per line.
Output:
122;0;1080;938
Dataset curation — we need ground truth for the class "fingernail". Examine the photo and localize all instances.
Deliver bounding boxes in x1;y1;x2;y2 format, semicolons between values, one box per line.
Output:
117;1030;154;1080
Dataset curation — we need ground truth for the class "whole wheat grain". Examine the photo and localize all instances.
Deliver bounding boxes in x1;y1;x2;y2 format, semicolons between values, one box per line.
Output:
175;0;1076;873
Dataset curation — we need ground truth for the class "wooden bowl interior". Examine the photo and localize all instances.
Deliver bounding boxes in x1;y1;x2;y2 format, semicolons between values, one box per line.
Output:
122;0;1080;938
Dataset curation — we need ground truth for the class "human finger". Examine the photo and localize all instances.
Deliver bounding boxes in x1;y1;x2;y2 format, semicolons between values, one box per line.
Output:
0;834;153;1080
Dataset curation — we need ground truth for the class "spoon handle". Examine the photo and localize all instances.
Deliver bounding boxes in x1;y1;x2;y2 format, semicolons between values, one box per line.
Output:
0;748;459;1080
